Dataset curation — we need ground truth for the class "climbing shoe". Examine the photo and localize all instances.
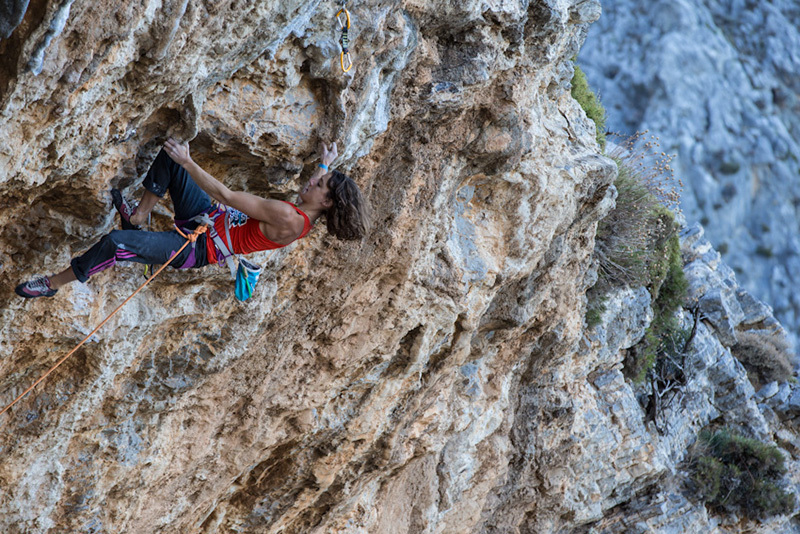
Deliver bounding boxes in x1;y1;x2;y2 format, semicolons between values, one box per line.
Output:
110;188;141;230
15;276;58;298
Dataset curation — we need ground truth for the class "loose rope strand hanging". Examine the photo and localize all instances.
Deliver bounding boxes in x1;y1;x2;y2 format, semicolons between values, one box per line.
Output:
0;224;208;418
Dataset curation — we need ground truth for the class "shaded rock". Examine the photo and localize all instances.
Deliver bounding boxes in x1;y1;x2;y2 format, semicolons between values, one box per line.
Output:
787;388;800;414
756;381;780;401
589;286;652;367
0;0;28;39
771;381;793;408
698;287;744;346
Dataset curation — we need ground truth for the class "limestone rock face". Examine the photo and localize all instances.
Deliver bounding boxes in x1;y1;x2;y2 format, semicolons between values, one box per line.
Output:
578;0;800;345
6;1;799;532
0;1;616;532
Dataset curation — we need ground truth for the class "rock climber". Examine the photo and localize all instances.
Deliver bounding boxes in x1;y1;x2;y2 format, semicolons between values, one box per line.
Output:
15;137;370;298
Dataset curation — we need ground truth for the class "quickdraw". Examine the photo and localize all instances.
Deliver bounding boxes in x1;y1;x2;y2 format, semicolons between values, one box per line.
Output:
336;1;353;73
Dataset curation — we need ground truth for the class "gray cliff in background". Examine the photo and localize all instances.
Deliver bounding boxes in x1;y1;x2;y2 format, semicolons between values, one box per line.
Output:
578;0;800;347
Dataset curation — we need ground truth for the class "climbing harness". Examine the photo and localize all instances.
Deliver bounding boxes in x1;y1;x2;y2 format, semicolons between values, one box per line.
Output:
195;205;266;302
198;206;238;278
336;1;353;73
0;224;208;418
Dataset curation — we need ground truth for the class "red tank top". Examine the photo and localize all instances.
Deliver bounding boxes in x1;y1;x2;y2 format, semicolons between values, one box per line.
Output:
205;202;312;264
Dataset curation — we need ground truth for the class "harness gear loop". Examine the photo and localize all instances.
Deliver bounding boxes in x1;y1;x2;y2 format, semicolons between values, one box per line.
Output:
336;4;353;73
0;224;208;418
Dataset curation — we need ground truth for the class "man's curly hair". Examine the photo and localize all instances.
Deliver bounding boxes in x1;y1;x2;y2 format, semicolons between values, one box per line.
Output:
325;170;371;241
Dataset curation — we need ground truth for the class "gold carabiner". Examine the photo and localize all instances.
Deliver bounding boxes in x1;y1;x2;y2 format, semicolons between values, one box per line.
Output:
340;52;353;72
336;7;350;30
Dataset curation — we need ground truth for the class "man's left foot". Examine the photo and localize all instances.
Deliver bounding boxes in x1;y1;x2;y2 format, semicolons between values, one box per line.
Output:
111;189;141;230
15;277;58;298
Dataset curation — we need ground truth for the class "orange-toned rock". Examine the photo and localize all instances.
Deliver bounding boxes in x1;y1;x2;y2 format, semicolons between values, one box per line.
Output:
0;1;620;532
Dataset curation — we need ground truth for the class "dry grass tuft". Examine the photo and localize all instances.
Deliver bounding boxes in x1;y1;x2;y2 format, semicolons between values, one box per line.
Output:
732;330;795;386
595;132;683;291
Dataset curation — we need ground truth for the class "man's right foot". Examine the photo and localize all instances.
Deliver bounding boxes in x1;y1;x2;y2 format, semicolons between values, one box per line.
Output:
111;189;141;230
15;277;58;299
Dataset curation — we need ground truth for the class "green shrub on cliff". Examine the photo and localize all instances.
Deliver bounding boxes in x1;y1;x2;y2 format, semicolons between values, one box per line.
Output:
594;134;683;293
585;293;607;329
571;64;606;149
690;428;795;519
626;231;689;382
595;165;672;290
590;134;688;382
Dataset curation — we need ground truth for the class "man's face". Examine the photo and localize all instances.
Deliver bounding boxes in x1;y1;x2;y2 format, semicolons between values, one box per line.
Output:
300;172;333;208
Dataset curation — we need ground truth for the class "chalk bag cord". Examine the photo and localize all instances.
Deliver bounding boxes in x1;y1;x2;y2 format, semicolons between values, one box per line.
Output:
336;1;353;73
0;224;209;418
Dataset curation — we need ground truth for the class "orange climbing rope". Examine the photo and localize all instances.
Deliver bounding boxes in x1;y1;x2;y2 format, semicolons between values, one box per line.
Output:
0;224;208;418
